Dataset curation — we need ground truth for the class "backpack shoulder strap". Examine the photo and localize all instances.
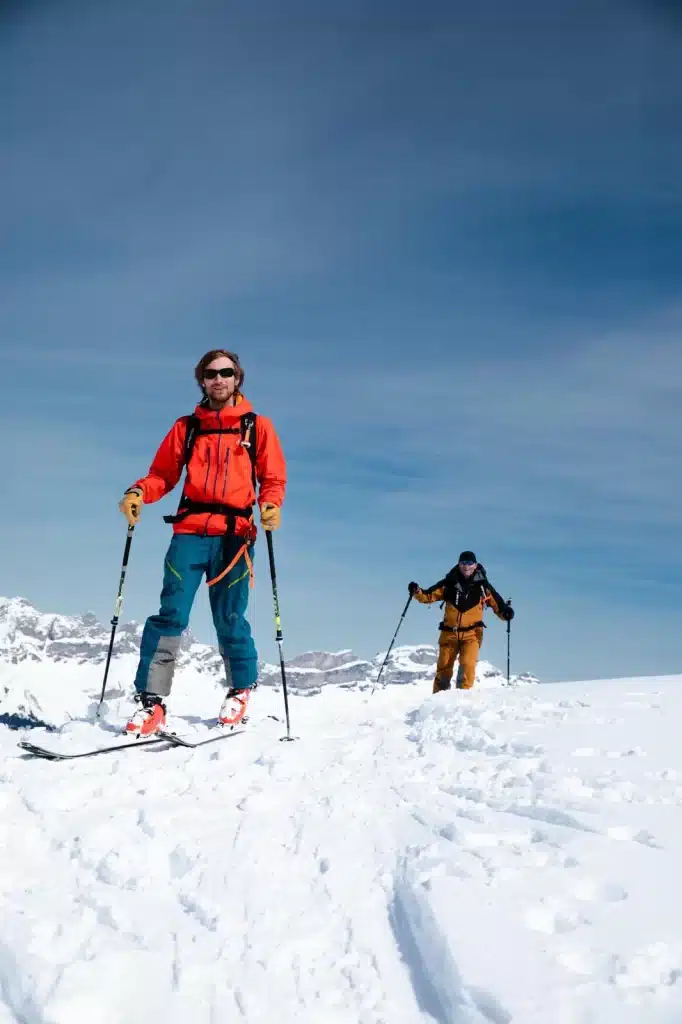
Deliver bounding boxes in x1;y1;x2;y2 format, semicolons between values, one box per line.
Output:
182;414;200;468
441;568;463;607
240;412;258;490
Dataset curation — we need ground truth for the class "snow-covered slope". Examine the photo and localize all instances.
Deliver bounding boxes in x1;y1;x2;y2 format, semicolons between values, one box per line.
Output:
0;596;537;727
2;672;682;1023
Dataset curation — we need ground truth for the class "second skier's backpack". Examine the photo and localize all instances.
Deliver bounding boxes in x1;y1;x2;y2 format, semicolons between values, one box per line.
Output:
440;563;489;608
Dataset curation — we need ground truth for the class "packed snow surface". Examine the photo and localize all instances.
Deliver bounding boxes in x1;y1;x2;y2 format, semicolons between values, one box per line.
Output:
2;667;682;1023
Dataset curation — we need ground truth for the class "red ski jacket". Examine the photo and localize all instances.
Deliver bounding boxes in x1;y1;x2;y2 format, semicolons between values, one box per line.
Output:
132;397;286;537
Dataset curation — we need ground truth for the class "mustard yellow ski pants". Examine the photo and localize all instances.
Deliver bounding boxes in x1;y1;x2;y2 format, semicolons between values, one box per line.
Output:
433;627;483;692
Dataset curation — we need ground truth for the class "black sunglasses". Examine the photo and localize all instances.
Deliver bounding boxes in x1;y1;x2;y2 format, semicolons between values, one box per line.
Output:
204;367;236;380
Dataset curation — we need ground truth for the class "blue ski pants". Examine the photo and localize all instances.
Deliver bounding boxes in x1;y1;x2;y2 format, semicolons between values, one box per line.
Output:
134;533;257;697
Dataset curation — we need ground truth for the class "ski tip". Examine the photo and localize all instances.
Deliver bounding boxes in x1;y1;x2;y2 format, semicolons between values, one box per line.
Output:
18;741;63;760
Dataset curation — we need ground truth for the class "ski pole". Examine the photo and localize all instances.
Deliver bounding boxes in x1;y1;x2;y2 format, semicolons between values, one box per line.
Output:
265;530;295;742
97;524;135;715
370;594;413;697
506;598;512;684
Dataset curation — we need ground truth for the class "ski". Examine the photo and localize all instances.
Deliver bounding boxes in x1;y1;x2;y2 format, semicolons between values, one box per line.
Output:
18;735;170;761
159;727;245;748
19;722;249;760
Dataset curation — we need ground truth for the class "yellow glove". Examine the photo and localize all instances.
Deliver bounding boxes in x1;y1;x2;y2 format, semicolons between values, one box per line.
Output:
119;487;143;526
260;503;281;531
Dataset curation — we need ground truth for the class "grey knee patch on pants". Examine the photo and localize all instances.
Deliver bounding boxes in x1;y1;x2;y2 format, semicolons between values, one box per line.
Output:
144;635;184;697
221;655;233;689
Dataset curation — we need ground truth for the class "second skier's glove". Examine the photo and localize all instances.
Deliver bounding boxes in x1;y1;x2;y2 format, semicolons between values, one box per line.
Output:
500;603;514;621
119;487;143;526
408;582;421;597
260;503;281;531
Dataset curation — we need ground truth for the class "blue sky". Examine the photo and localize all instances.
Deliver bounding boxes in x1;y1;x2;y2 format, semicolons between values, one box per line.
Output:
1;0;681;682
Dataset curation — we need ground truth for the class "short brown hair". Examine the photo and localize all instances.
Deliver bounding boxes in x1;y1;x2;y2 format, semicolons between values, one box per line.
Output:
194;349;244;393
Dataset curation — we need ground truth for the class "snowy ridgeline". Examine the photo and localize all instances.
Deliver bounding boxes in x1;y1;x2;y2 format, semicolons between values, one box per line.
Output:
0;596;538;726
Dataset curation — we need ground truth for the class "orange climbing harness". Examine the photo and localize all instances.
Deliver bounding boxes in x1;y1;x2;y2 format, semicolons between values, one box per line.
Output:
206;541;254;589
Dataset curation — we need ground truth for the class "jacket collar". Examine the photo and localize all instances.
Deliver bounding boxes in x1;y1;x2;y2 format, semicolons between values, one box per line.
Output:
194;394;253;423
454;564;487;588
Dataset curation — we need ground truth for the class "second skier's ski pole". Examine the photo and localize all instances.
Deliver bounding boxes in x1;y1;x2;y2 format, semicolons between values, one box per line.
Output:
506;598;512;684
97;524;135;715
266;531;295;742
370;594;413;696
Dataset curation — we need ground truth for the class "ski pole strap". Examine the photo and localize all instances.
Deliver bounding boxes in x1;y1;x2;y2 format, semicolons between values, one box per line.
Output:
438;620;485;633
163;498;253;530
206;541;254;589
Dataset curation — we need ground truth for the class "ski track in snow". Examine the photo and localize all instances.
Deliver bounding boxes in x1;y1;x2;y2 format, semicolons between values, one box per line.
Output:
2;679;682;1022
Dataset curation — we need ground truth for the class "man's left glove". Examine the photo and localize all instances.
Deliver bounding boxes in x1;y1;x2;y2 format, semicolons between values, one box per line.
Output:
260;503;281;531
500;603;515;621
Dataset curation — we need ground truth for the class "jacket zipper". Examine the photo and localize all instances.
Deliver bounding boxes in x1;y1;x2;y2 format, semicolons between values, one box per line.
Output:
214;412;222;501
221;449;230;500
202;445;212;536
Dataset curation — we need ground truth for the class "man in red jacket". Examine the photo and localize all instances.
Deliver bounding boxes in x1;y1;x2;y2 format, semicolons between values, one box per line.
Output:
118;349;286;736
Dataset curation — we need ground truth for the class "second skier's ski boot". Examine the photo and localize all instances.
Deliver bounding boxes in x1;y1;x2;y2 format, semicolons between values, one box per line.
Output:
125;693;167;737
218;687;251;728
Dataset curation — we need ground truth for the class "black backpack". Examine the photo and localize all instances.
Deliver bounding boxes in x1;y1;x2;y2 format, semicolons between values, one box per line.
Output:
163;410;258;529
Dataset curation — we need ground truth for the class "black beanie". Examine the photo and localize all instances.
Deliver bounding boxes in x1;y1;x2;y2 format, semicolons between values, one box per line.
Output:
458;550;477;563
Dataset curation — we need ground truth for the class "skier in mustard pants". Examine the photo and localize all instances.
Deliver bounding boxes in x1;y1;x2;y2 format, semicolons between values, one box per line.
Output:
409;551;514;692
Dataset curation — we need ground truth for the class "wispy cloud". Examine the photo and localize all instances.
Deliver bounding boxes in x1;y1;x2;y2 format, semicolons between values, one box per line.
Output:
263;307;682;532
